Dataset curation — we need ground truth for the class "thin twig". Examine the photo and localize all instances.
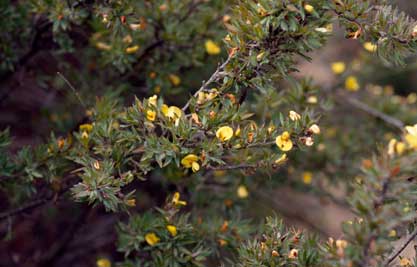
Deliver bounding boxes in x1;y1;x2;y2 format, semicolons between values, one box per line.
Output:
0;183;73;221
384;227;417;266
182;53;233;111
336;90;404;130
207;163;258;171
57;72;87;109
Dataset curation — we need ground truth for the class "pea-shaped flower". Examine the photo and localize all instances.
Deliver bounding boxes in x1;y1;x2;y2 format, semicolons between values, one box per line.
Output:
181;154;200;172
276;131;293;151
216;126;234;142
405;124;417;149
145;232;160;246
166;225;177;237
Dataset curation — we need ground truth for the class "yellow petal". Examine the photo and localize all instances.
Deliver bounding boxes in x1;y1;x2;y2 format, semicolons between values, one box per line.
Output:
161;104;169;116
172;192;187;206
216;126;234;142
237;185;249;199
405;125;417;136
126;45;140;54
304;4;314;13
166;225;177;237
205;40;221;55
167;106;182;120
302;171;313;184
276;133;293;152
309;124;321;134
363;42;377;52
275;153;287;164
148;95;158;106
96;258;111;267
289;110;301;121
146;110;156;121
168;74;181;86
331;62;346;74
405;133;417;149
145;233;160;246
181;154;199;168
191;161;200;172
79;123;93;133
345;76;360;91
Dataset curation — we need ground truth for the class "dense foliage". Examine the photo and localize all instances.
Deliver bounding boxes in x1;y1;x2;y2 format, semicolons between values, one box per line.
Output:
1;0;417;267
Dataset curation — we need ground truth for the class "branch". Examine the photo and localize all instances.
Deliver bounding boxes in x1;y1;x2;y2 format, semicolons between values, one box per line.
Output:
383;227;417;266
336;90;404;130
182;53;233;111
206;163;258;171
0;181;73;222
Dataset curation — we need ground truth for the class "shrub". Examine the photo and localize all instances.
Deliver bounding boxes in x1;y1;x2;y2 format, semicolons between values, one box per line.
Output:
1;1;417;266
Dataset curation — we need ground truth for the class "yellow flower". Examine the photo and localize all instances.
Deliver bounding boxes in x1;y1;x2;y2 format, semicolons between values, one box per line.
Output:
148;95;158;107
288;249;298;259
205;40;221;55
275;153;287;165
146;110;156;121
81;131;89;140
206;89;218;101
161;104;169;115
331;62;346;74
96;42;111;51
167;225;177;237
302;171;313;184
307;96;318;104
304;4;314;13
388;229;397;237
145;232;160;246
289;110;301;121
181;154;200;172
126;45;140;54
400;258;412;267
125;198;136;207
388;138;406;156
405;124;417;149
79;123;93;133
276;131;293;151
336;239;348;249
123;35;133;44
309;124;321;134
256;52;265;61
216;126;234;142
363;42;377;52
237;185;249;199
407;93;417;104
93;160;100;170
235;126;241;137
96;258;111;267
162;106;182;121
172;192;187;206
168;74;181;86
345;76;360;91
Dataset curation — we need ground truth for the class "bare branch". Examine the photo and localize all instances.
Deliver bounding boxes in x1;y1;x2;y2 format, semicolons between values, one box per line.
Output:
182;53;233;111
384;227;417;266
336;90;404;131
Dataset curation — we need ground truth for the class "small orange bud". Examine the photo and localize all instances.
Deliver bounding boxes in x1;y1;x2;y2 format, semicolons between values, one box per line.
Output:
220;221;229;233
